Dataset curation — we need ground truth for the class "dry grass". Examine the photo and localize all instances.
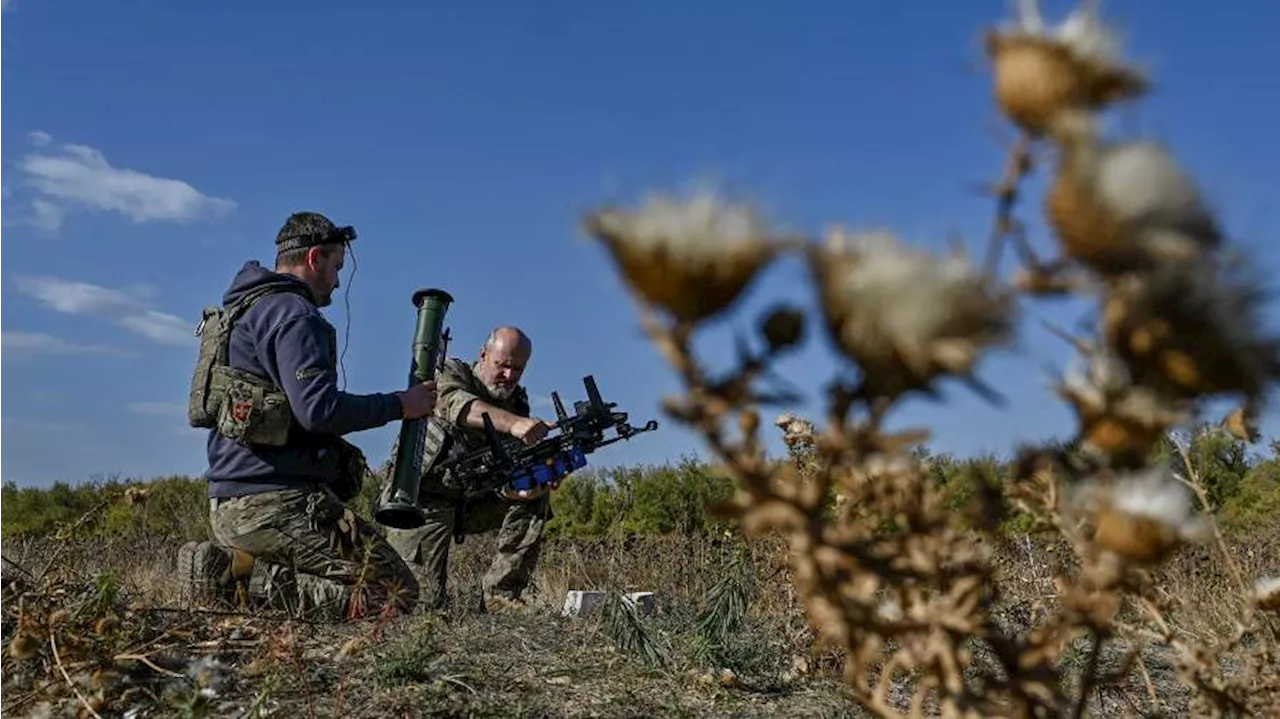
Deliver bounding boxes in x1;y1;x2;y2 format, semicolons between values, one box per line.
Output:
3;524;1276;717
6;1;1280;717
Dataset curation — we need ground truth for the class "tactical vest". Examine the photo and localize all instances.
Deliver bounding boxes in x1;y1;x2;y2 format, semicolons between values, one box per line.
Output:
187;283;310;447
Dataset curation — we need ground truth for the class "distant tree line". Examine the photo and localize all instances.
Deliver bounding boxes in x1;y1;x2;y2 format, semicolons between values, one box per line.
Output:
3;427;1277;542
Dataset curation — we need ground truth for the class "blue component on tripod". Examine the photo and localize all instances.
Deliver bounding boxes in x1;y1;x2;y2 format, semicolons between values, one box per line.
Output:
505;446;589;493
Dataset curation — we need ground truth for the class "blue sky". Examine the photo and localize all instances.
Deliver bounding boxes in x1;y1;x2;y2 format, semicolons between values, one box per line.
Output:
3;0;1278;487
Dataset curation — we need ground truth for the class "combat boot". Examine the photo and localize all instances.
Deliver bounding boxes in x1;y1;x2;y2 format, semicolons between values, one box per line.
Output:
480;589;533;615
176;541;258;608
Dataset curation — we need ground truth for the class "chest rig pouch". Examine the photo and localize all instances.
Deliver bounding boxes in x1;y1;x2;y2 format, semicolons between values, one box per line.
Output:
188;283;308;447
411;416;467;497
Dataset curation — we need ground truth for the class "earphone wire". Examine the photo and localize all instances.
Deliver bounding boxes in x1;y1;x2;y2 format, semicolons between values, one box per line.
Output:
339;243;357;390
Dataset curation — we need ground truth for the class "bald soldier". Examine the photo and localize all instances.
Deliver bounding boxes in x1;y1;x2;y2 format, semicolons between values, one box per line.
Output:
385;326;559;611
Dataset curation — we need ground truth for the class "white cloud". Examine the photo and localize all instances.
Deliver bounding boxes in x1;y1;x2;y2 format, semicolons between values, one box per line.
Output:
118;310;195;344
14;275;196;347
19;132;235;228
1;330;134;360
128;402;187;417
31;199;64;231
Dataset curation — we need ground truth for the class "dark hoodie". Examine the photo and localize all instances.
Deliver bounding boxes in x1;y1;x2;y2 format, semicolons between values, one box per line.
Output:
205;261;404;498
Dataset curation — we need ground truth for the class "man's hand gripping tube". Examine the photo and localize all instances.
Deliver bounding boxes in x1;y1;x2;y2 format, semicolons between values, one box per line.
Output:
374;288;454;530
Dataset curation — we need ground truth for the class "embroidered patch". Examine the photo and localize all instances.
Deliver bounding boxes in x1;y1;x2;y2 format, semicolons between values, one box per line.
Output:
232;401;252;424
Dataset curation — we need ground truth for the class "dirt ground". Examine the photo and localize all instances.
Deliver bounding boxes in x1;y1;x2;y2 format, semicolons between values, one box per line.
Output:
2;534;865;718
3;530;1276;717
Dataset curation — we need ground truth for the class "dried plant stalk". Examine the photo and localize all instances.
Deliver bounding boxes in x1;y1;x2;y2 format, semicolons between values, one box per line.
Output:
586;2;1280;717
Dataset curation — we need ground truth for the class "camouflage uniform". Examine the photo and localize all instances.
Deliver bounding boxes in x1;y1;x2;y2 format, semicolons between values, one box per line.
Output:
182;212;420;621
207;486;419;620
384;357;553;610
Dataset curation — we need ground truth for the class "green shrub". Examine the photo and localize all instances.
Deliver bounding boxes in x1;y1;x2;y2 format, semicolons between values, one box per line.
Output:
548;455;739;537
1219;459;1280;532
3;424;1276;542
1;475;209;540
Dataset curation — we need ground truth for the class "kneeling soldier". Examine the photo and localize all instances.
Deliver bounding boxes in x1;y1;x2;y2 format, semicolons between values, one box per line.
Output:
179;211;437;620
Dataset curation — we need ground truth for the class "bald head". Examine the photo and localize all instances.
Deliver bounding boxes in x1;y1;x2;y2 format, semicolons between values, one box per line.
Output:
485;326;532;357
476;326;532;400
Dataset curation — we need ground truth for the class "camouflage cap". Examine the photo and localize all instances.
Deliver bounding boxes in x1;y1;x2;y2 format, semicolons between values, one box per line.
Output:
275;211;358;253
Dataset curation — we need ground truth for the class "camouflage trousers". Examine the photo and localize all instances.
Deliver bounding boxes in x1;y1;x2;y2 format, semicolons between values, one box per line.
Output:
385;492;552;610
209;486;419;621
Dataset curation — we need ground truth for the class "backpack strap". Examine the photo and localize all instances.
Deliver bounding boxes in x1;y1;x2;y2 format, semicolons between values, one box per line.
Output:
189;281;313;435
213;283;311;367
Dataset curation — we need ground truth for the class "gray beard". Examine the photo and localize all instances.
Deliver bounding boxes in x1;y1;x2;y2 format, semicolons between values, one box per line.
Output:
484;381;514;401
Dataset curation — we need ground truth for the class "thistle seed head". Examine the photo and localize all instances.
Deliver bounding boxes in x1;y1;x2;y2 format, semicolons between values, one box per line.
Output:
1221;404;1260;443
1092;465;1206;563
1254;576;1280;612
1094;142;1220;251
1103;260;1280;403
8;632;38;660
760;304;806;353
1057;349;1191;463
809;228;1017;397
775;411;816;443
985;0;1145;135
1047;138;1223;273
582;187;780;323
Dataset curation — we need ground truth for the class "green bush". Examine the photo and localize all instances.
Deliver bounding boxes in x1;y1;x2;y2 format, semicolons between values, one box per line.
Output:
547;455;739;537
1219;459;1280;532
1151;429;1253;511
1;475;209;541
4;424;1277;542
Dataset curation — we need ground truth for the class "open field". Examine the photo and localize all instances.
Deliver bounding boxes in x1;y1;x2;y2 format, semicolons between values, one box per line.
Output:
7;0;1280;717
3;464;1278;717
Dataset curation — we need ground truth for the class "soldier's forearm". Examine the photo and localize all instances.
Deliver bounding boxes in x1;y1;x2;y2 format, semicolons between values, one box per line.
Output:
271;316;403;434
460;399;524;435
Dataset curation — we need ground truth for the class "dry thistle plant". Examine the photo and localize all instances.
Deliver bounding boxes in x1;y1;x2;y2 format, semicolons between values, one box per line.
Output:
581;1;1280;716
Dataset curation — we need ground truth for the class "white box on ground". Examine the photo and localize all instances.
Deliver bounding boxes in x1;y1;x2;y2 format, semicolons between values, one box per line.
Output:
625;591;656;616
561;590;657;617
561;590;606;617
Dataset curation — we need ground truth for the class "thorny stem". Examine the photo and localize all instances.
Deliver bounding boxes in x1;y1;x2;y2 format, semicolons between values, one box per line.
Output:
115;652;185;678
51;634;102;719
983;135;1036;276
1168;434;1251;598
1135;653;1162;714
655;311;1076;718
1;690;44;715
2;555;38;583
654;317;916;716
647;313;782;498
641;310;705;390
613;34;1280;711
1070;627;1104;719
37;496;117;583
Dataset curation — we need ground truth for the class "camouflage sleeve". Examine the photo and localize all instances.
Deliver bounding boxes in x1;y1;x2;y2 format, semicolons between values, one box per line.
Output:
435;359;482;427
264;314;403;435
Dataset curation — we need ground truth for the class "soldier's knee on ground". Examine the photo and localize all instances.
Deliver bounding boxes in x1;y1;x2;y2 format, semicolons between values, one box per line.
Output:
178;541;281;609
